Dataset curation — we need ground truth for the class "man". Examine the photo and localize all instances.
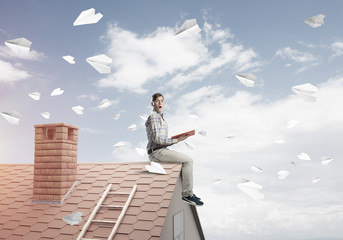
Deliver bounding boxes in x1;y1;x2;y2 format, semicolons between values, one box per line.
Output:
145;93;203;206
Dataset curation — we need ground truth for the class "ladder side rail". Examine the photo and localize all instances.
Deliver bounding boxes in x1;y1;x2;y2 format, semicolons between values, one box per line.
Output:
77;184;113;240
108;185;138;240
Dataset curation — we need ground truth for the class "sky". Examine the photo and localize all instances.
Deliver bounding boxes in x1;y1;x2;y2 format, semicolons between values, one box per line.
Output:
1;0;343;239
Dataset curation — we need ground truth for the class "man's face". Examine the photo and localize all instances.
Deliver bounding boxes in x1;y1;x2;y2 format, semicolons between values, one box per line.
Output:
152;96;164;113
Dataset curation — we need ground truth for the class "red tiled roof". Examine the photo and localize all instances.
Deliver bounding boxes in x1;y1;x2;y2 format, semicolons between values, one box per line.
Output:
0;162;182;240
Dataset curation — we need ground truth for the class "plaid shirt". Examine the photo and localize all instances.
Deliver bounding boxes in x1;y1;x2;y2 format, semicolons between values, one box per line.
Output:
145;110;177;151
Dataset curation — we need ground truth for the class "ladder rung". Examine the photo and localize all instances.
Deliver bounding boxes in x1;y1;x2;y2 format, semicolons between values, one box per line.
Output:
101;205;123;208
108;191;130;195
92;219;117;224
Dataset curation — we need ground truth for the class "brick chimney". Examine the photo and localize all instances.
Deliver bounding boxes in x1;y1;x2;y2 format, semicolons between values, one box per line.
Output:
33;123;79;203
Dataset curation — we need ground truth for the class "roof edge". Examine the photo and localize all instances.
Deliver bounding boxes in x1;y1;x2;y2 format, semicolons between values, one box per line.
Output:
191;205;206;240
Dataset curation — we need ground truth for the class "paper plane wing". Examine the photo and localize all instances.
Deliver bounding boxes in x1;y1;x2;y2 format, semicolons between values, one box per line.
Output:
28;92;40;100
5;38;32;56
0;111;21;125
113;141;125;147
86;54;112;74
175;19;201;37
63;212;83;225
50;88;64;96
291;83;318;102
235;73;256;87
278;170;290;179
73;8;103;26
72;106;84;115
62;55;75;64
112;114;120;120
98;98;110;109
128;124;137;131
321;157;333;165
41;112;50;119
237;181;264;200
145;162;166;174
297;152;311;161
305;14;325;28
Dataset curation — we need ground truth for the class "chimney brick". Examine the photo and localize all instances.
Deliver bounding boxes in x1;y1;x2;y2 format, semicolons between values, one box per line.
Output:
33;123;79;203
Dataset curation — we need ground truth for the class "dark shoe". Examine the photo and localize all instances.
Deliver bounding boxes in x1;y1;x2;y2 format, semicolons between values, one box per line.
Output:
182;194;204;206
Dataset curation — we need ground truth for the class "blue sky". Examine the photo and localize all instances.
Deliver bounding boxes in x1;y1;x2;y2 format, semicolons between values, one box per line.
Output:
1;1;343;239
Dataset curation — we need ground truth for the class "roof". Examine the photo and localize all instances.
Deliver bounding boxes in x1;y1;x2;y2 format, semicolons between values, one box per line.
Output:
0;162;182;240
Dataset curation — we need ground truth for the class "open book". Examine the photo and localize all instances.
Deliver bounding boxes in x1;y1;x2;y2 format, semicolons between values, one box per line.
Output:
171;129;195;139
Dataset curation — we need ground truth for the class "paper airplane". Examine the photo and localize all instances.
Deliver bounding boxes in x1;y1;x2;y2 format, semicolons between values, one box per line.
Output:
98;99;110;109
112;114;120;120
298;152;311;161
278;170;290;180
321;157;333;166
188;114;199;119
5;38;32;56
139;114;148;121
0;111;21;125
62;55;75;64
113;141;125;148
237;180;264;200
286;120;298;129
145;162;166;174
72;106;84;115
41;112;50;119
198;130;207;137
251;165;263;173
226;133;235;138
28;92;40;101
135;147;147;157
213;179;223;184
235;73;256;87
305;14;325;28
184;141;194;150
50;88;64;96
128;124;137;131
175;19;201;37
73;8;103;26
312;177;320;183
291;83;318;102
63;212;83;226
86;54;112;74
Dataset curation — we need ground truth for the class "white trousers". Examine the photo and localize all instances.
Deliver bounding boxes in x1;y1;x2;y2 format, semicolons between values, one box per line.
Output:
149;148;194;197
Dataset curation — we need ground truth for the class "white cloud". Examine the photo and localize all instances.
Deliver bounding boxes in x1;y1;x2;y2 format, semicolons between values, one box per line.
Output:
98;22;260;93
0;59;31;83
165;77;343;239
275;47;318;63
330;41;343;58
0;45;46;61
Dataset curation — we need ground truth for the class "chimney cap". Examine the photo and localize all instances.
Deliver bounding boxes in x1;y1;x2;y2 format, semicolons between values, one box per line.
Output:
34;122;79;129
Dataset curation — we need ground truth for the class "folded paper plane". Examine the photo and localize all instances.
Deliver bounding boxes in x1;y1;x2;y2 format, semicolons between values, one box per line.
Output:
235;73;256;87
184;141;194;150
86;54;112;74
73;8;103;26
63;212;83;226
321;157;333;165
28;92;40;101
139;114;148;121
113;141;125;148
50;88;64;96
251;165;263;173
98;99;110;109
5;37;32;56
0;111;21;125
237;180;264;200
72;106;84;115
305;14;325;28
128;124;137;131
175;19;201;37
41;112;50;119
112;114;120;120
298;152;311;161
198;130;207;137
312;177;320;183
278;170;290;180
145;162;166;174
62;55;75;64
291;83;318;102
226;133;235;138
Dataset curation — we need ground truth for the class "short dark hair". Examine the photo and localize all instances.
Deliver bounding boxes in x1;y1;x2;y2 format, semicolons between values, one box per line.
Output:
152;93;164;101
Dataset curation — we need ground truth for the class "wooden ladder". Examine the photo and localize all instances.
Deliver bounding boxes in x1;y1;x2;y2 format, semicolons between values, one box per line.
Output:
77;184;137;240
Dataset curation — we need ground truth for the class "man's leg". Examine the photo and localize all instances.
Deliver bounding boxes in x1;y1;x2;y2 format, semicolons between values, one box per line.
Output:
149;148;193;197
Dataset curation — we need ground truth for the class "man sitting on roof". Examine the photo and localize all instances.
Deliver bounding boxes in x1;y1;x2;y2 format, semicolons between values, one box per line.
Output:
145;92;203;207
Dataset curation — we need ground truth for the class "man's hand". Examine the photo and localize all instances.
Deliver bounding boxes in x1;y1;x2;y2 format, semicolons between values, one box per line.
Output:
177;134;189;142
